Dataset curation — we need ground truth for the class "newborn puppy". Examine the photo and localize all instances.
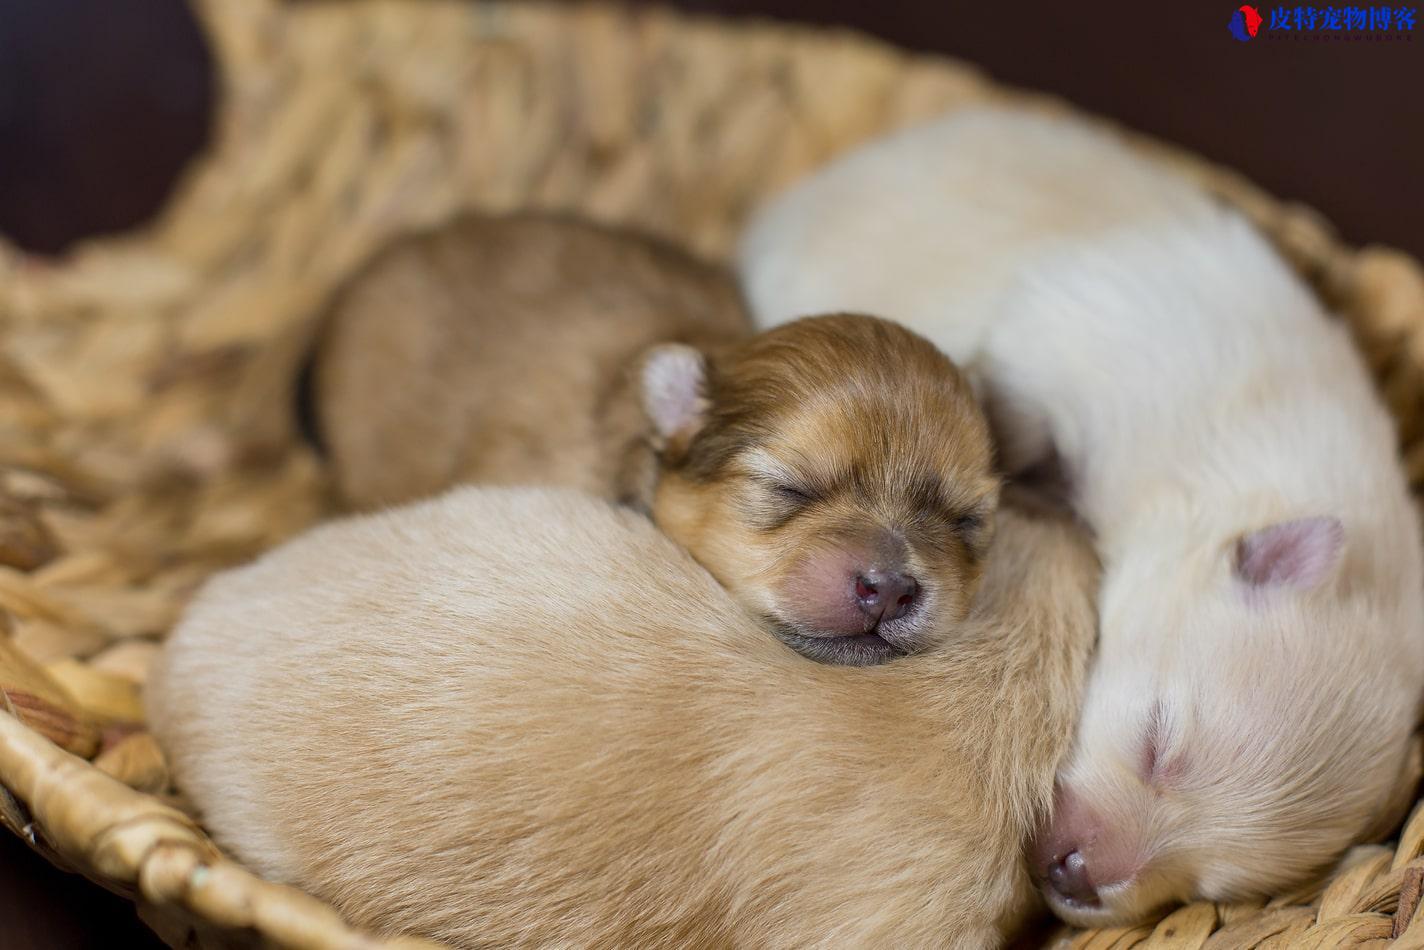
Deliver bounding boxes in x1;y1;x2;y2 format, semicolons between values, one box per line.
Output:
148;486;1097;949
740;108;1424;923
314;216;998;664
647;315;998;664
310;212;749;508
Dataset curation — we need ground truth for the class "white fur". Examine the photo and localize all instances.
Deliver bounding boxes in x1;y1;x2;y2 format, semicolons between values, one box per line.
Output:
738;107;1424;923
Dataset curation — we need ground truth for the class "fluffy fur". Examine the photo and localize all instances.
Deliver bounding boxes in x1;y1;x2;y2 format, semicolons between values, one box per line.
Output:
313;217;999;663
311;212;749;509
649;314;999;664
149;488;1097;949
739;107;1424;923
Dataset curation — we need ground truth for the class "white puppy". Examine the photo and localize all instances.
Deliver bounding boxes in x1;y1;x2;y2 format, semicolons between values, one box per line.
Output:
148;487;1096;948
739;108;1424;925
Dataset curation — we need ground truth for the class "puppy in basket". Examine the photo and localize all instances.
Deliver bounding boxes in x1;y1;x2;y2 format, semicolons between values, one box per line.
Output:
311;215;1000;665
740;106;1424;923
149;486;1097;949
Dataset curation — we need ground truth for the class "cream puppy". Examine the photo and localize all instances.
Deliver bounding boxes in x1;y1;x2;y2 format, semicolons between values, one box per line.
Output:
739;108;1424;925
148;487;1097;949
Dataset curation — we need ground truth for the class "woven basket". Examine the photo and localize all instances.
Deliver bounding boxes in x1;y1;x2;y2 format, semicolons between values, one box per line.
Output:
2;2;1423;947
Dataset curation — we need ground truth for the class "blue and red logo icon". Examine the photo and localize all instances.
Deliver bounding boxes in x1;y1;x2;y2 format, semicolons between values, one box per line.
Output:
1229;5;1416;40
1229;4;1265;38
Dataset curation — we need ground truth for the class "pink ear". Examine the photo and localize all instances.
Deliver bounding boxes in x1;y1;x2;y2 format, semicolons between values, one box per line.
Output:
1234;516;1345;590
640;344;708;443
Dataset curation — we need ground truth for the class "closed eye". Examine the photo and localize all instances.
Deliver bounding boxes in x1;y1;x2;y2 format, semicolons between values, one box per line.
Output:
1140;736;1159;783
1139;702;1163;783
773;483;816;505
1137;701;1187;789
953;512;983;534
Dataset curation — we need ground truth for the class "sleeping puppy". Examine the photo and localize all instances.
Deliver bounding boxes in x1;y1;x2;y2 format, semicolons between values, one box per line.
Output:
310;213;749;508
647;315;998;664
313;216;999;664
739;107;1424;923
148;486;1097;950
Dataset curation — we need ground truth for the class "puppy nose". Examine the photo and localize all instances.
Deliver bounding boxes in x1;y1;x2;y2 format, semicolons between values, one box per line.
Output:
1045;850;1100;907
854;570;918;621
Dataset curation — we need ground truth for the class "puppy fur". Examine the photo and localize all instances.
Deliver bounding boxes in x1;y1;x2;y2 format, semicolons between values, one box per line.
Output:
148;487;1097;949
312;212;750;508
648;314;999;664
739;107;1424;923
314;216;999;663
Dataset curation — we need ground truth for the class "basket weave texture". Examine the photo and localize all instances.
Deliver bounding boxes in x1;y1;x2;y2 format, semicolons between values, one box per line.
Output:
2;1;1424;947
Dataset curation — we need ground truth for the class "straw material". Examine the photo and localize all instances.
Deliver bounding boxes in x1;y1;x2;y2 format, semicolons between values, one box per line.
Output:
0;1;1421;946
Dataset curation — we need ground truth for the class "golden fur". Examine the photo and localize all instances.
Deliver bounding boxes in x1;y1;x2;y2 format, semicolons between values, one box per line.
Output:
149;487;1097;949
311;212;749;508
650;315;999;664
741;107;1424;918
313;216;999;663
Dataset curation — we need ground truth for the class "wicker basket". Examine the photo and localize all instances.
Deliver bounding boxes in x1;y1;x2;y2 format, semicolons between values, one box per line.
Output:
2;1;1423;946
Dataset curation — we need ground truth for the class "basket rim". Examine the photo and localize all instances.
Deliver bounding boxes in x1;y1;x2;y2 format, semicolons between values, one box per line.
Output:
1;2;1423;949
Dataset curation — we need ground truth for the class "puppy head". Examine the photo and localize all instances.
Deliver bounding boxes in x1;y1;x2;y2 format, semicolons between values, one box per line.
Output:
641;314;999;666
1030;516;1423;925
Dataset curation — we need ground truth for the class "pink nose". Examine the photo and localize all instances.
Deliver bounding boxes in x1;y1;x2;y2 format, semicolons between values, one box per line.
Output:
1042;849;1100;907
854;570;918;622
1031;785;1139;912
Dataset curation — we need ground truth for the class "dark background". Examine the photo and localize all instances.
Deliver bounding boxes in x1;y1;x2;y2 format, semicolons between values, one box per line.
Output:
2;1;1421;260
0;1;1420;946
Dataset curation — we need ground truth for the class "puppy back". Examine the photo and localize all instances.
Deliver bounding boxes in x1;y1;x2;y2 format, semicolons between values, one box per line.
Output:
150;489;1099;948
313;213;750;509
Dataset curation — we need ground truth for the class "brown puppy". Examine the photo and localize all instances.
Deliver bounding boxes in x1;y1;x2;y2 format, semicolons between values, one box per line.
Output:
646;316;998;664
314;216;998;664
149;486;1099;950
312;212;749;508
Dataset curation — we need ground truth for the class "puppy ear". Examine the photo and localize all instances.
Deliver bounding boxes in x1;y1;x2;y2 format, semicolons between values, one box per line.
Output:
1234;516;1345;590
640;344;710;454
